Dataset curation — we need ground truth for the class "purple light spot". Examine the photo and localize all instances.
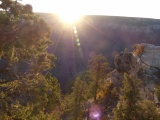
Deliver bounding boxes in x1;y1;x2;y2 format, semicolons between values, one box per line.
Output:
93;113;100;118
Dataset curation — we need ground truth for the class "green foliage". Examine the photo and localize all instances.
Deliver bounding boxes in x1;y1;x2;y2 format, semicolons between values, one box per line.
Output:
0;0;55;81
88;54;111;102
156;86;160;101
96;81;113;101
0;1;60;119
138;100;160;120
113;73;141;120
88;54;109;77
61;76;90;119
113;73;160;120
114;54;121;68
121;74;141;102
0;74;61;119
61;62;112;119
31;112;59;120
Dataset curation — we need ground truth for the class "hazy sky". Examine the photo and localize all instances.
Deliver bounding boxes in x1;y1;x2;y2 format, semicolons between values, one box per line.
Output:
20;0;160;19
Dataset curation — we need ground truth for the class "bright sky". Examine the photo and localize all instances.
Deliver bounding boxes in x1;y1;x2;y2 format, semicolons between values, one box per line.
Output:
20;0;160;19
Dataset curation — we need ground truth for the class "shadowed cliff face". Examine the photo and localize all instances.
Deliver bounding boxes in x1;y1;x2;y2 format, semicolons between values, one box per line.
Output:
110;52;136;88
37;13;160;91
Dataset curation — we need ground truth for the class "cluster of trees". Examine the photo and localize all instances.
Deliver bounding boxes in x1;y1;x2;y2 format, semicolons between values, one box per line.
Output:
64;55;160;120
61;54;113;119
0;0;60;119
1;1;160;120
113;74;160;120
0;1;113;119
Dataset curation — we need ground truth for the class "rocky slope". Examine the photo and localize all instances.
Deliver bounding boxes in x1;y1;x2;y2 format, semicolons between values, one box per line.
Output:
111;43;160;103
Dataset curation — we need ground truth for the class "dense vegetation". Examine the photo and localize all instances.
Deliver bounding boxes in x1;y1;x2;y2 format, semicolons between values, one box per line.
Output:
0;0;60;119
1;0;160;120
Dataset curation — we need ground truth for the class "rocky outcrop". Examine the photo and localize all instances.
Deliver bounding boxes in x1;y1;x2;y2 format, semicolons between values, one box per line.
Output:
110;69;123;87
114;52;133;73
111;44;160;103
133;43;160;68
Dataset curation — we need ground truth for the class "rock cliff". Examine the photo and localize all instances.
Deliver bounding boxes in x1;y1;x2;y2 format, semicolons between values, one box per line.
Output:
133;43;160;68
111;43;160;103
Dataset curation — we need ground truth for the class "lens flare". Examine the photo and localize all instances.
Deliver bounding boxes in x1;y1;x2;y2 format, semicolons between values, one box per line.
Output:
74;30;77;34
76;38;80;42
93;113;100;118
89;105;102;119
77;42;80;46
73;26;76;30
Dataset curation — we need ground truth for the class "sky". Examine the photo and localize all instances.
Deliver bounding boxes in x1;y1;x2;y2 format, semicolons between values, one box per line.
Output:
20;0;160;19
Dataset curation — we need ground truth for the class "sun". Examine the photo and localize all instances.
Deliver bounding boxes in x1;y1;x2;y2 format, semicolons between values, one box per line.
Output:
56;9;82;24
58;13;82;23
54;0;82;24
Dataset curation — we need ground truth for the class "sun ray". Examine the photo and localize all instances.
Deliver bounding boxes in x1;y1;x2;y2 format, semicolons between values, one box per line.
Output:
53;24;65;52
81;18;107;36
70;25;77;74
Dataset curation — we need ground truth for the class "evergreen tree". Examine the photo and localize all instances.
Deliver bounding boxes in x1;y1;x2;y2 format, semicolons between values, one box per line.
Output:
61;76;90;120
88;54;111;102
0;0;55;82
156;86;160;101
0;1;60;119
0;74;61;119
138;100;160;120
113;73;141;120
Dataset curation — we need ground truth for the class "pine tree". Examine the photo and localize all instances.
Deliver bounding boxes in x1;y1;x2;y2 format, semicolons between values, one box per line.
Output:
0;74;61;119
61;76;90;120
88;54;111;102
139;100;160;120
113;73;141;120
0;0;55;82
156;86;160;101
0;1;60;119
